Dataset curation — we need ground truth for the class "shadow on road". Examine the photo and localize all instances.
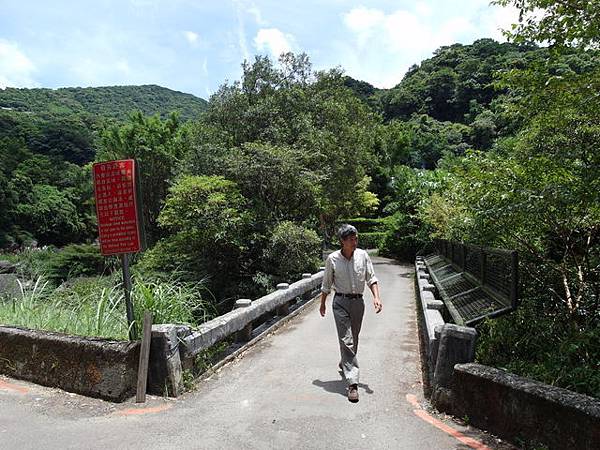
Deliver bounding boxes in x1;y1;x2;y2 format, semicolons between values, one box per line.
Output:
312;376;375;397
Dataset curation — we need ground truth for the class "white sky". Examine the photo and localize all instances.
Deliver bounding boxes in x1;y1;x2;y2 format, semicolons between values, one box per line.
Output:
0;0;519;98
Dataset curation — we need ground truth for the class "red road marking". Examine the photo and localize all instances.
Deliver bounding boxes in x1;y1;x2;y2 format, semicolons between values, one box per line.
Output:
116;404;171;416
406;394;491;450
406;393;420;408
0;379;29;394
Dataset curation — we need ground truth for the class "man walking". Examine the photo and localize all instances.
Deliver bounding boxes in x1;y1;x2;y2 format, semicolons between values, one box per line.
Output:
320;224;382;402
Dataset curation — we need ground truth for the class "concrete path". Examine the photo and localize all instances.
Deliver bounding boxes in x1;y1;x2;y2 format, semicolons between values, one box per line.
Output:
0;257;513;450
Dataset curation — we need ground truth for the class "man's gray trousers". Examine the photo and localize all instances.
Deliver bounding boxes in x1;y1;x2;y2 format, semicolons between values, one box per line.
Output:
332;294;365;386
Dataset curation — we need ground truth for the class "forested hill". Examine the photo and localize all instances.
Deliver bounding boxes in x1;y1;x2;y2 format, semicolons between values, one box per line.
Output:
345;38;598;124
343;38;599;168
0;84;208;122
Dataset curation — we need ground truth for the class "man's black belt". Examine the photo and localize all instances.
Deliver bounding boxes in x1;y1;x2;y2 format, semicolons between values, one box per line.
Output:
334;293;363;299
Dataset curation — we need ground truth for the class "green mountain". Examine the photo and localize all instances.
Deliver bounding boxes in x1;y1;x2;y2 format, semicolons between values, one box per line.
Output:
0;84;208;122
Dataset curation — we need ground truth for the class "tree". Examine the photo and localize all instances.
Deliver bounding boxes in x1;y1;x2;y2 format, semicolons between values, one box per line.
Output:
141;175;250;296
494;0;600;49
221;142;321;227
15;184;84;245
261;221;321;284
195;53;380;233
98;111;186;246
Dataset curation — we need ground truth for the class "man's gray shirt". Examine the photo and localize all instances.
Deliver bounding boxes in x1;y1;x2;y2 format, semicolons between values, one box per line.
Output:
321;249;378;295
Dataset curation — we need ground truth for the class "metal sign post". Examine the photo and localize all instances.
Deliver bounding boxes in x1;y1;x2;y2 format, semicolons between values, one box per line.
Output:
121;253;136;340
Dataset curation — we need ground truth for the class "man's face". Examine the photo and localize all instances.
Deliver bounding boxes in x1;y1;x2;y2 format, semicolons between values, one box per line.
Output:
342;234;358;252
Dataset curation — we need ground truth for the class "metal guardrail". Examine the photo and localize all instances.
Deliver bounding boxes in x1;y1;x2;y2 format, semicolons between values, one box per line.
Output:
424;240;518;326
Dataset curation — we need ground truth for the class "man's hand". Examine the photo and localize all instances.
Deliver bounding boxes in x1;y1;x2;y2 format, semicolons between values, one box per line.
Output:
319;293;328;317
373;297;382;314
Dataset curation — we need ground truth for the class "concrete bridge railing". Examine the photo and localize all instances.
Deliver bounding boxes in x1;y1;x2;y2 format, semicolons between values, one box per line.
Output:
415;256;600;450
148;270;324;397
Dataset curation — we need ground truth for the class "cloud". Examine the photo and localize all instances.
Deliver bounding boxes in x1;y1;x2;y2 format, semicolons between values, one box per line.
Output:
339;2;518;88
481;4;521;41
247;4;267;26
69;56;133;86
184;31;199;45
415;2;433;17
254;28;294;58
0;39;38;89
232;0;250;61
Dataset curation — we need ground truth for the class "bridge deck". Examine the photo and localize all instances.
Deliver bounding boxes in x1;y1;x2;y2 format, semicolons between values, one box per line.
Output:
0;256;511;449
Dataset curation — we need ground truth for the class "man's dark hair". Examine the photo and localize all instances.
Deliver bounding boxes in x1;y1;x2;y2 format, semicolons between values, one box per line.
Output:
338;224;358;241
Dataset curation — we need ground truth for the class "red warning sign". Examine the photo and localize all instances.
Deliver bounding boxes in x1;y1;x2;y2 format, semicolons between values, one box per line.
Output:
93;159;141;256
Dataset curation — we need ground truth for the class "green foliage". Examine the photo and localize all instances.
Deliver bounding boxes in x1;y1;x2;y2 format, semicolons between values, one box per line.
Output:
131;275;215;336
14;184;85;245
0;85;207;122
338;217;388;233
98;111;187;245
43;244;113;284
476;297;600;398
158;175;248;245
357;232;385;249
196;53;380;231
379;212;430;260
0;130;96;247
261;221;321;283
343;76;381;109
379;39;540;124
494;0;600;50
0;111;96;165
141;175;249;297
220;142;321;226
0;273;214;340
379;166;448;260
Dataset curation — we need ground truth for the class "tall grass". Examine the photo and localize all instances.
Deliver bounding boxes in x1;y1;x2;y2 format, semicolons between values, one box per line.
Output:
131;274;216;336
0;274;216;340
0;276;127;339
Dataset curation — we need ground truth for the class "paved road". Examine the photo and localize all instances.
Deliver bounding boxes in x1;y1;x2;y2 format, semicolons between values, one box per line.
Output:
0;257;512;449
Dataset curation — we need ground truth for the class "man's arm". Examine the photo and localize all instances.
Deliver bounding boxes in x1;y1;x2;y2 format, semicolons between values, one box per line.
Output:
369;282;382;313
320;291;328;317
320;256;334;317
365;253;382;313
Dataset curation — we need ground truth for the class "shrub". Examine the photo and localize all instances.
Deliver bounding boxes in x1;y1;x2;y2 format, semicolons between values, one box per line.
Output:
141;175;250;297
379;211;431;261
476;296;600;398
337;217;388;233
0;247;55;280
358;232;385;249
44;244;114;284
261;221;321;284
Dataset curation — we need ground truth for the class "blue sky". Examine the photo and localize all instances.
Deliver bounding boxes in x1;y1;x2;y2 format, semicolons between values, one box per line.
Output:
0;0;518;99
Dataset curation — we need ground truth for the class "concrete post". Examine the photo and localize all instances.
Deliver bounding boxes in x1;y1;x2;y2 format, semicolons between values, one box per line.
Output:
148;324;183;397
431;323;477;410
301;274;313;301
276;283;290;316
235;299;253;342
